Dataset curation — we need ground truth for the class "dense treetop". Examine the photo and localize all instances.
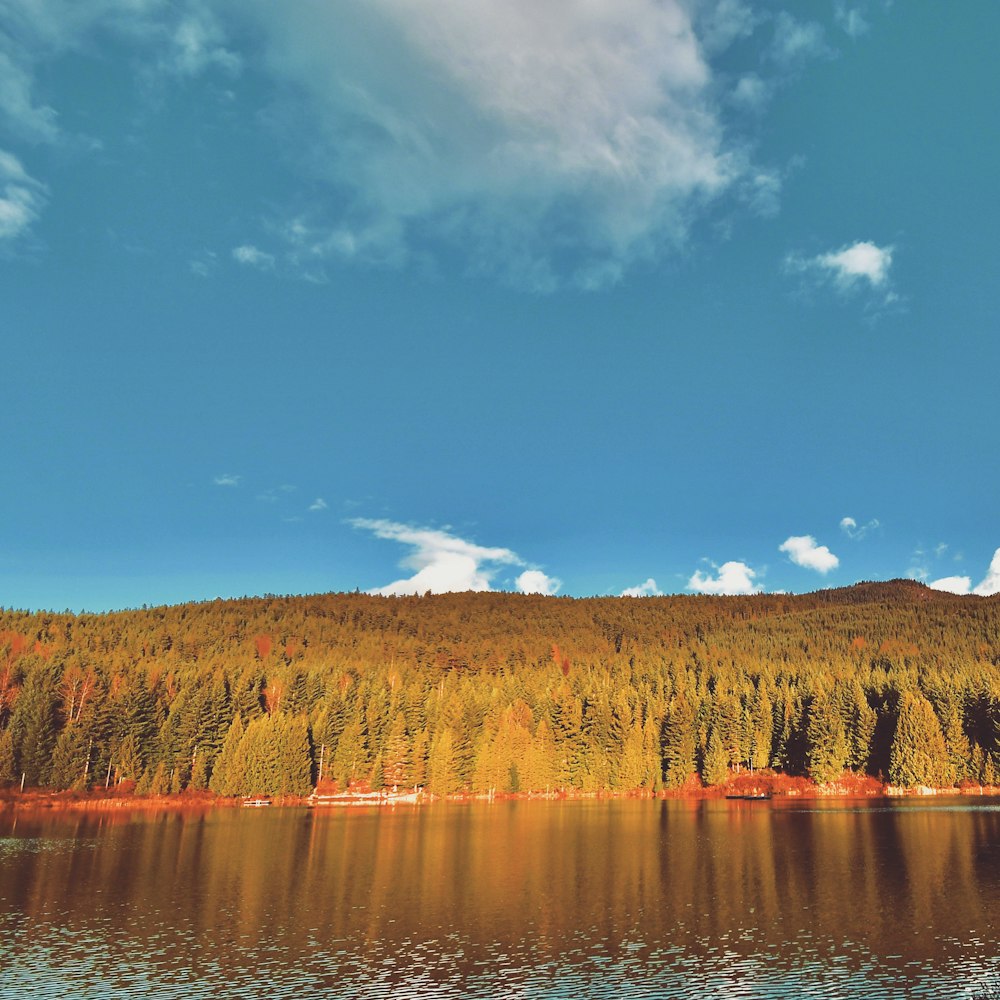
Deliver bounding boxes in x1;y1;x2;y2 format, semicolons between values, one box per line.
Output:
1;582;998;797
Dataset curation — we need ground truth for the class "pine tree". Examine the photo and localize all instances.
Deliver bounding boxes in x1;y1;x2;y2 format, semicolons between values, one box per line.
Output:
662;694;696;788
889;692;953;788
749;683;774;770
9;663;59;786
0;728;16;783
701;726;729;786
116;732;143;783
807;692;850;785
429;728;460;795
209;714;245;796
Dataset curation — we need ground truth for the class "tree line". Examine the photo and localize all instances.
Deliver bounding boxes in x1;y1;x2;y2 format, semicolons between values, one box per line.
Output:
1;580;998;796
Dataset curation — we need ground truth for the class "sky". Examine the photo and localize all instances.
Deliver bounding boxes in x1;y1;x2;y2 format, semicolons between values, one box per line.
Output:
1;0;998;611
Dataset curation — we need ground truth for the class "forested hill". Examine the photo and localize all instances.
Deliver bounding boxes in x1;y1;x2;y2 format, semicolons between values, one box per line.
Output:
1;583;998;797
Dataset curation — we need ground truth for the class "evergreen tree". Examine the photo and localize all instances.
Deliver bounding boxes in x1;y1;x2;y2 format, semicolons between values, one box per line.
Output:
889;692;953;788
701;726;729;786
0;728;16;783
9;663;59;786
807;693;850;785
662;694;696;788
843;682;876;773
209;714;245;796
749;683;774;771
429;728;460;795
49;726;91;790
116;732;143;783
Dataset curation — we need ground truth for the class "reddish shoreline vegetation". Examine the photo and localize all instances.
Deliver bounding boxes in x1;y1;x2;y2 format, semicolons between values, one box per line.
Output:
4;773;1000;815
1;580;998;804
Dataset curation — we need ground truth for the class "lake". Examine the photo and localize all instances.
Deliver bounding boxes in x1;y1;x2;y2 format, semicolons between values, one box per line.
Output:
1;798;998;999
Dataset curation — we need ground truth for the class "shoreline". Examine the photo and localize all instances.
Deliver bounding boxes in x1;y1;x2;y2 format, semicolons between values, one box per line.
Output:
3;779;999;814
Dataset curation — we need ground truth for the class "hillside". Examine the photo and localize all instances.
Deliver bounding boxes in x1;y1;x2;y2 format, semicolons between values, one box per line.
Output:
1;584;998;796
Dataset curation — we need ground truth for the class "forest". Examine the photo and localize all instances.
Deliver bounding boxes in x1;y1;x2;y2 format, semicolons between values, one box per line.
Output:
1;580;998;798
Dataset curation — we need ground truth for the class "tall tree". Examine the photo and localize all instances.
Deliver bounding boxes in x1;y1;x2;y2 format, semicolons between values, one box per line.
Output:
889;692;953;788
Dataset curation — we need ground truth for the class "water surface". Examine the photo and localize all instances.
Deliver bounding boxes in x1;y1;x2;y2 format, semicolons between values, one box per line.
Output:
1;798;998;998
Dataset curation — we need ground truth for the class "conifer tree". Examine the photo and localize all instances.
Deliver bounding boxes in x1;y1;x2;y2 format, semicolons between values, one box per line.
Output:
749;684;774;771
0;728;16;783
807;693;850;785
889;692;953;788
9;663;59;786
209;714;245;796
662;694;696;788
701;726;729;786
429;728;459;795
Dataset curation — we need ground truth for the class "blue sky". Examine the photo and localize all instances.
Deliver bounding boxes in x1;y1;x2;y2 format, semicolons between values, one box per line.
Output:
2;0;998;611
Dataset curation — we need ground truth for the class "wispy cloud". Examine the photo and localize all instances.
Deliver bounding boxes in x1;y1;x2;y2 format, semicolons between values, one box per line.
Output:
189;249;218;278
1;1;816;288
515;569;561;596
688;560;762;595
308;498;328;512
0;51;59;143
621;577;662;597
779;535;839;573
242;0;770;289
0;149;46;242
351;518;557;596
232;244;275;270
785;240;896;306
213;473;241;487
834;3;870;39
768;12;830;66
164;10;241;79
840;515;879;541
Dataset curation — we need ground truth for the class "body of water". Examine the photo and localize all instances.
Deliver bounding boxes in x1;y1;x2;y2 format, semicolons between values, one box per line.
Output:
1;797;998;999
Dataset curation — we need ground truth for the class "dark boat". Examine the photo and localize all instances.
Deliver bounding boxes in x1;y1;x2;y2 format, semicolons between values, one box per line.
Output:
724;793;772;800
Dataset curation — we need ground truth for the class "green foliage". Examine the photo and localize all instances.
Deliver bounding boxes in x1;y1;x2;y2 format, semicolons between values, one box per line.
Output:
9;662;59;786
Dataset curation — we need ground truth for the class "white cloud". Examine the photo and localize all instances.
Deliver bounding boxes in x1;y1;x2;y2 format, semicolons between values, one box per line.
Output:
621;577;662;597
730;73;771;113
695;0;758;54
688;561;762;595
352;518;537;596
213;473;241;487
973;548;1000;597
308;498;328;512
516;569;561;596
0;51;59;143
840;515;879;541
779;535;839;574
0;149;45;241
834;4;870;39
787;239;893;294
768;13;829;66
928;549;1000;596
235;0;762;289
818;241;893;288
232;244;275;270
1;1;805;287
166;11;241;78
